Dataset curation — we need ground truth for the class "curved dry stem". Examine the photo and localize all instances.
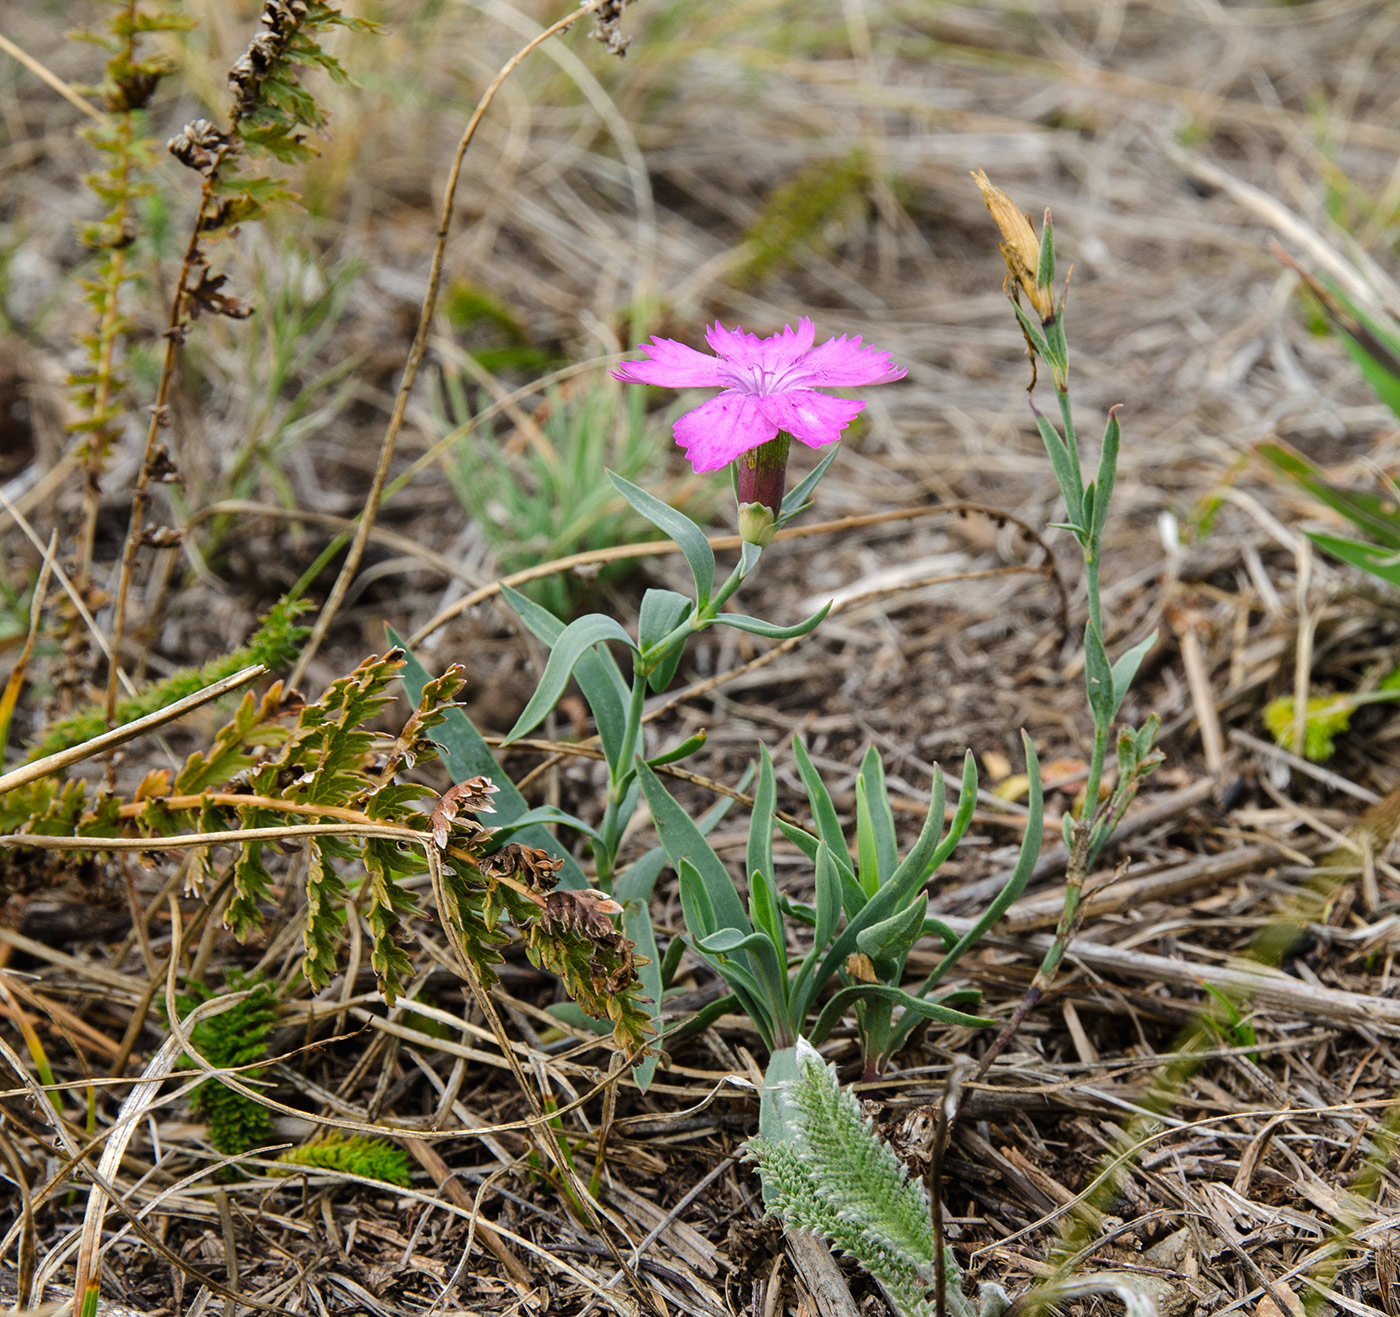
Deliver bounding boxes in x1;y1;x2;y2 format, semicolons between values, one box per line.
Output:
409;500;1069;645
104;169;218;727
289;0;619;691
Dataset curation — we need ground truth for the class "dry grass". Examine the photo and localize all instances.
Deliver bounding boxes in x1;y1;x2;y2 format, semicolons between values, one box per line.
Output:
5;1;1400;1314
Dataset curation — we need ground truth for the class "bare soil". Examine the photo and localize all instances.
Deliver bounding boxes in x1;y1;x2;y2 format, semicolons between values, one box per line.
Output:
5;2;1400;1314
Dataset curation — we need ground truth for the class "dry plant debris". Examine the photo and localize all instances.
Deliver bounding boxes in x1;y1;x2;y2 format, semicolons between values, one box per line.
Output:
4;2;1400;1315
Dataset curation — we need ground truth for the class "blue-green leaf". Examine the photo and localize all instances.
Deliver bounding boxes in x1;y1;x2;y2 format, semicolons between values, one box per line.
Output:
748;745;777;905
638;587;694;692
639;761;752;940
857;746;897;891
1092;407;1121;542
1083;620;1114;722
1031;403;1082;529
792;738;851;882
501;586;630;773
1110;630;1157;719
503;612;638;746
810;983;991;1045
645;731;707;770
923;752;979;876
778;446;840;524
1307;531;1400;589
487;805;604;846
911;734;1043;995
747;866;785;974
711;603;830;641
609;471;715;606
855;894;927;962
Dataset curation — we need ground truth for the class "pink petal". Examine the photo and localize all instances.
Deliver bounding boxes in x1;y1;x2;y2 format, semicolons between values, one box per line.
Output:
703;321;767;368
754;389;865;449
754;317;816;372
791;333;907;387
672;392;779;472
612;336;728;387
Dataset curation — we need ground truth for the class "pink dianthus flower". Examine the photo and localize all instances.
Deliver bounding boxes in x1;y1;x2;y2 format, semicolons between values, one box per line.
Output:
612;317;905;473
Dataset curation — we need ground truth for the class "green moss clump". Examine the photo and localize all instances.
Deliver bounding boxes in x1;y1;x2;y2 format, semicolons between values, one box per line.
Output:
275;1135;411;1187
178;974;279;1157
1262;694;1352;763
29;597;309;760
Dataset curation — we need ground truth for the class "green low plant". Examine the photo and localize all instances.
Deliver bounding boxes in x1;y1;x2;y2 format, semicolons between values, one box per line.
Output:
177;974;279;1157
25;596;310;760
640;734;1043;1078
434;365;715;618
745;1044;1010;1317
275;1135;411;1186
1259;261;1400;589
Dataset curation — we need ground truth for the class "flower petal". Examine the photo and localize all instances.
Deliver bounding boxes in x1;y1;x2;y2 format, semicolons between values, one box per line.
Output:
754;317;816;372
673;392;779;472
703;321;767;369
754;389;865;449
612;336;728;387
789;333;907;387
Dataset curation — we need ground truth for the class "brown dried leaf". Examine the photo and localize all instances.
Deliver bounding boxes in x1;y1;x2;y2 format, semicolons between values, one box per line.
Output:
430;776;499;849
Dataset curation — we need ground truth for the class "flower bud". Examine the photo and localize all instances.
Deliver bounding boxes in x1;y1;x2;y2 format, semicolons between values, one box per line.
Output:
737;501;777;548
972;168;1056;322
735;431;790;546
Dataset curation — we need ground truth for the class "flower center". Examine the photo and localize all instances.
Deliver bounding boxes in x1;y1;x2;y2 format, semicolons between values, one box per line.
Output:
729;363;801;396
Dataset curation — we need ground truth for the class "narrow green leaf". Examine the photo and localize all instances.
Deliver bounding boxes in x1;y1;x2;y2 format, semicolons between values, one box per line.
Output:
812;838;841;953
645;730;707;769
1307;531;1400;589
778;447;841;524
855;772;879;899
502;612;638;746
711;603;831;641
609;471;715;605
747;745;777;905
1031;405;1083;528
502;585;631;772
886;757;951;891
639;762;752;939
857;746;897;887
810;983;991;1045
907;733;1044;998
1259;441;1400;549
924;752;979;876
792;738;850;876
622;893;663;1091
1036;215;1056;290
1083;620;1114;722
855;895;927;962
488;805;604;846
638;587;694;692
1109;630;1157;718
1092;407;1121;542
747;866;785;974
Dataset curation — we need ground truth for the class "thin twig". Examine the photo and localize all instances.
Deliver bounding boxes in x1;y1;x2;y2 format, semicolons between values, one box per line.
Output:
0;664;265;798
289;0;621;690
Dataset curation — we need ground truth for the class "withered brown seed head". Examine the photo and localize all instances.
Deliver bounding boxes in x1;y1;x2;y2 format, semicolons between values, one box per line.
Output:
972;168;1056;322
